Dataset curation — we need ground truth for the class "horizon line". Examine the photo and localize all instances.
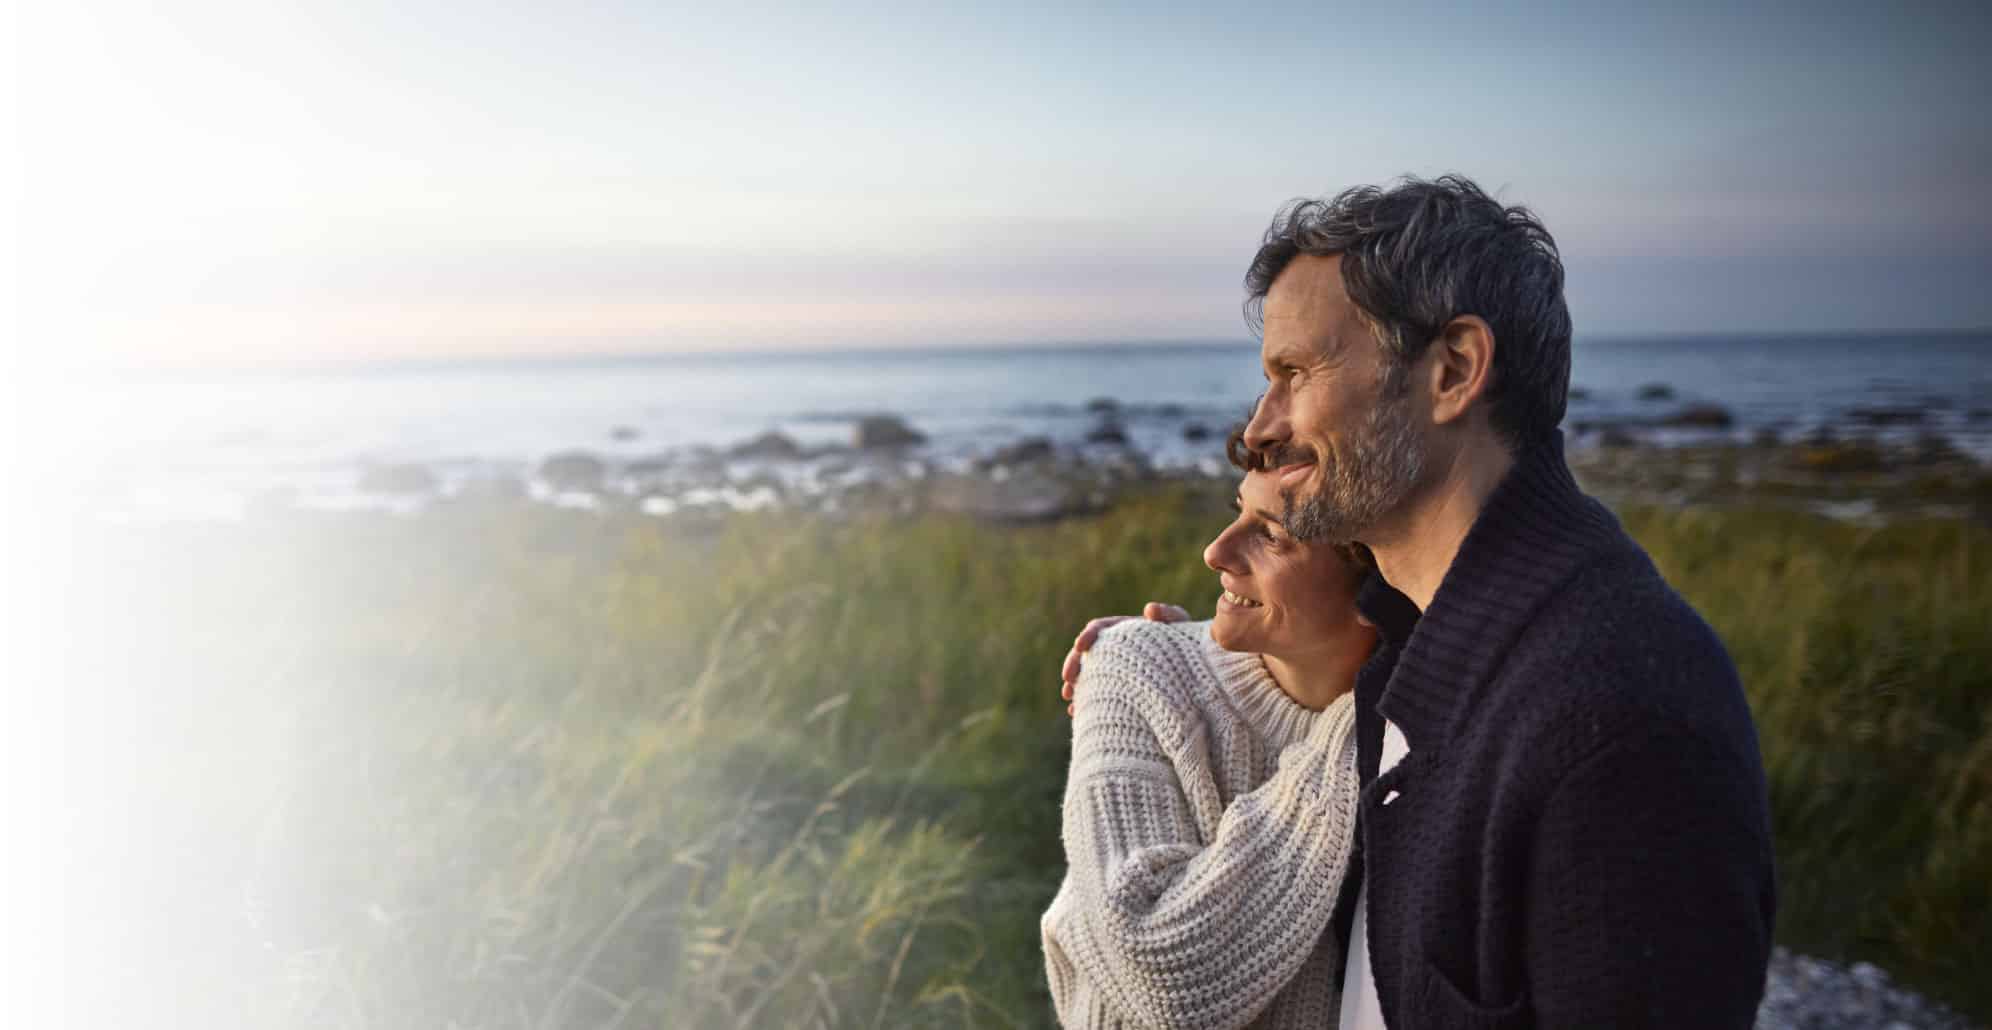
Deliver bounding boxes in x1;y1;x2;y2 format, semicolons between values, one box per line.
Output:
70;326;1992;382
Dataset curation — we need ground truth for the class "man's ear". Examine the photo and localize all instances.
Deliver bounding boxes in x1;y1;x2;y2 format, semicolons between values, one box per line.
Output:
1425;315;1496;427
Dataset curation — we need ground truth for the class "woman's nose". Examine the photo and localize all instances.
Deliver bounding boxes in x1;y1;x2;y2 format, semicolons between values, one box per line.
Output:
1204;528;1240;575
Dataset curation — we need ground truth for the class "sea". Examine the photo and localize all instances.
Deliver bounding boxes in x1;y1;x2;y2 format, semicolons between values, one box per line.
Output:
54;332;1992;524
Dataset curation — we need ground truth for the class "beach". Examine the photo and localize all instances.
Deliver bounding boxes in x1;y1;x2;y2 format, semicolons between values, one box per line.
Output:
51;417;1989;1027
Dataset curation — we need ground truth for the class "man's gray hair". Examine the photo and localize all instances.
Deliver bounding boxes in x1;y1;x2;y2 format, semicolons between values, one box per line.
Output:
1244;174;1573;449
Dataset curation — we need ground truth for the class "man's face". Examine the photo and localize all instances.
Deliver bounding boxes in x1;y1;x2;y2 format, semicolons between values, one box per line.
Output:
1243;253;1428;544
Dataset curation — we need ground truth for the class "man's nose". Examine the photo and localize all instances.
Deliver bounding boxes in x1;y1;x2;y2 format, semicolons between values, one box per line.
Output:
1243;391;1287;453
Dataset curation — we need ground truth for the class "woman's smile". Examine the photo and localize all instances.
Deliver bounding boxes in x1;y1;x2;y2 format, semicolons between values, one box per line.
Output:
1219;586;1263;609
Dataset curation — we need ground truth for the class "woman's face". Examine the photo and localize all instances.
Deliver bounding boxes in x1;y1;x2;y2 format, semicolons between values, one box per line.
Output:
1203;468;1371;661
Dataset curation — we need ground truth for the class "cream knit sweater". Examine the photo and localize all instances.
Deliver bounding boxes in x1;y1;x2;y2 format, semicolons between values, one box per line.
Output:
1040;619;1362;1029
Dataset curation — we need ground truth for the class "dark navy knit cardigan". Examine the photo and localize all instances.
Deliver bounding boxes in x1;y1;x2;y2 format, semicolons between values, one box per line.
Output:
1330;432;1777;1029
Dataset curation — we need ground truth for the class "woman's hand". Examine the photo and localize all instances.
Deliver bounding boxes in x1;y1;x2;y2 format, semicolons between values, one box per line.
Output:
1059;602;1191;715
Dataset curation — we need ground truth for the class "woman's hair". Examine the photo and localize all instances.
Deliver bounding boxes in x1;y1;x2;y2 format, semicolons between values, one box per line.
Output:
1224;422;1265;473
1223;422;1375;571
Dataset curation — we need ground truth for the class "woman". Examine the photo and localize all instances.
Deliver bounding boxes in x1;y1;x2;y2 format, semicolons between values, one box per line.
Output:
1040;442;1378;1029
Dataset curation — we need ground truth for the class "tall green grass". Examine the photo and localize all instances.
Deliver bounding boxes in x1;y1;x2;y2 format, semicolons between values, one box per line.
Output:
92;490;1988;1025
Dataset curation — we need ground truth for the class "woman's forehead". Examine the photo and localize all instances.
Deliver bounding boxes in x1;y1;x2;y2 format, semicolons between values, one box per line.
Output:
1237;469;1284;512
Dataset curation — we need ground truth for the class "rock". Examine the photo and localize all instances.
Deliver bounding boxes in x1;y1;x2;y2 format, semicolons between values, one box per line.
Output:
1568;387;1592;402
1084;397;1119;415
1847;406;1928;427
928;470;1091;523
624;455;676;477
456;475;527;503
728;430;804;460
1969;407;1991;423
1085;421;1130;446
1911;432;1965;464
539;451;606;492
1599;426;1640;448
609;425;641;442
1637;383;1676;401
853;415;926;449
988;437;1055;465
360;463;438;494
1751;427;1782;448
1794;442;1885;476
1182;422;1212;442
1156;402;1187;418
1662;404;1735;429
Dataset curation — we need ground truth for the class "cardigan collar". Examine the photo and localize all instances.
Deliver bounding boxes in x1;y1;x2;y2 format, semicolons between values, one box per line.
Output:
1353;430;1625;755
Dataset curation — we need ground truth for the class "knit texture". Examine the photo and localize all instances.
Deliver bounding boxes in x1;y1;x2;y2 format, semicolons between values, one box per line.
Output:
1333;431;1777;1029
1041;619;1361;1029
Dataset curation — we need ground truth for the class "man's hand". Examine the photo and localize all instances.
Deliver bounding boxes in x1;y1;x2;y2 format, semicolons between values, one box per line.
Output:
1059;602;1191;716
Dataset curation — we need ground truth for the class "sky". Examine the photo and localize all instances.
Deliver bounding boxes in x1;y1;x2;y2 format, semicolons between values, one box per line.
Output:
16;0;1992;370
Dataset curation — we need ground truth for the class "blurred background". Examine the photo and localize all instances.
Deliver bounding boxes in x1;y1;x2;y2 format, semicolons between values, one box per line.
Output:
10;2;1990;1027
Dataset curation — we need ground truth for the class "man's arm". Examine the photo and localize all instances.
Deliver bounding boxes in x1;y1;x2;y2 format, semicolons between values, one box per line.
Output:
1523;725;1776;1028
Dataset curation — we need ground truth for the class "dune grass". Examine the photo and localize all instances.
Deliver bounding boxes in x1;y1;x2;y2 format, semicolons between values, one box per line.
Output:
88;488;1988;1026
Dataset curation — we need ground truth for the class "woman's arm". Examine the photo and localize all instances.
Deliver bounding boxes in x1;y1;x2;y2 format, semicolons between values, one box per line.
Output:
1042;656;1359;1029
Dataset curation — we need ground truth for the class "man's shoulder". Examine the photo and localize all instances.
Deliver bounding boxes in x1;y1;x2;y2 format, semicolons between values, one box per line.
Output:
1498;544;1753;755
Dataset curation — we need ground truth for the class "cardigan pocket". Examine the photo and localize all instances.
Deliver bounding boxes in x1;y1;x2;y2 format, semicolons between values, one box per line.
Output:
1413;957;1531;1030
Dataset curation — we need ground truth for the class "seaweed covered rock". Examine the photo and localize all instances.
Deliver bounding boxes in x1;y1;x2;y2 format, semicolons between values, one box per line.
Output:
854;415;927;449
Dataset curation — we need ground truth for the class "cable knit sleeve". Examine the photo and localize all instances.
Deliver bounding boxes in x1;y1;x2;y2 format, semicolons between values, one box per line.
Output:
1040;627;1361;1029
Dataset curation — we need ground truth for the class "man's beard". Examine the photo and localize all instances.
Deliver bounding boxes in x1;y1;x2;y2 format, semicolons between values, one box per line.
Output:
1279;361;1426;544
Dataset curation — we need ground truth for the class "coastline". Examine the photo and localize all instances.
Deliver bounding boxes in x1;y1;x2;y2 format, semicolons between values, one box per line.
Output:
171;421;1992;531
65;473;1992;1026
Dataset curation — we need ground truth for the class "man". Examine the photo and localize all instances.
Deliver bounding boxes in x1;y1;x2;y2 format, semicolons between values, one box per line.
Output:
1059;175;1775;1027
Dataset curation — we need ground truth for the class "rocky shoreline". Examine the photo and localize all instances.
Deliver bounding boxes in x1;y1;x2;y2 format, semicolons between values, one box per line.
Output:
263;400;1992;529
1755;948;1977;1030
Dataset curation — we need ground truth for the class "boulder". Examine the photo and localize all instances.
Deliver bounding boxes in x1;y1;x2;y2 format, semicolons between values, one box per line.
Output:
929;470;1089;523
854;415;927;449
1084;397;1120;415
1085;421;1130;446
1637;383;1676;401
1182;422;1212;442
1793;442;1885;476
609;425;641;442
1846;406;1927;427
539;451;606;492
1662;404;1735;429
455;475;528;503
1910;432;1965;465
729;430;804;460
360;463;438;495
988;437;1055;465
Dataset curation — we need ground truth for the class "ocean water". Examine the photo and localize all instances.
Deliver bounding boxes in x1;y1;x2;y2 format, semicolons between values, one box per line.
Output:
58;333;1992;523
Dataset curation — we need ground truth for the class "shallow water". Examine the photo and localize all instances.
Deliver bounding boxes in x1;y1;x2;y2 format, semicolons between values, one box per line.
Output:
52;332;1992;522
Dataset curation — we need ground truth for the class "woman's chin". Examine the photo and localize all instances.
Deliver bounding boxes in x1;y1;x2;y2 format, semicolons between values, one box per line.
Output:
1209;614;1257;654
